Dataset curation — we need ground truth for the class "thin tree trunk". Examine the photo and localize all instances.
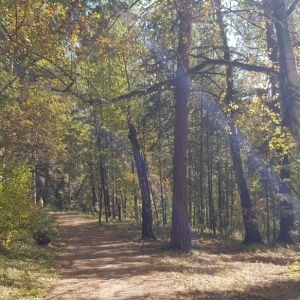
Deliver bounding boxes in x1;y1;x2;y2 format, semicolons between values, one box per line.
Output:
158;98;167;225
206;123;215;234
217;160;224;235
199;97;204;227
90;170;97;213
128;122;155;240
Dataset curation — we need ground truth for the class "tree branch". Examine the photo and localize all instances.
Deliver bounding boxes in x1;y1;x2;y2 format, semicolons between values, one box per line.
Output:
189;58;278;77
89;78;175;105
287;0;300;16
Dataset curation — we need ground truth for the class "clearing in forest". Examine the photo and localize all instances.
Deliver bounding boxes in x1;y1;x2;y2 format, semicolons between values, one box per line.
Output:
44;213;300;300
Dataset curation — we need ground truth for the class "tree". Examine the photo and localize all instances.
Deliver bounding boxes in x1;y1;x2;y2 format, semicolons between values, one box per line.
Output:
214;0;262;244
272;0;299;244
171;0;193;251
128;122;155;239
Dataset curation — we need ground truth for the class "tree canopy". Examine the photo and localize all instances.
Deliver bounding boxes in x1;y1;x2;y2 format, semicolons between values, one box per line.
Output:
1;0;300;250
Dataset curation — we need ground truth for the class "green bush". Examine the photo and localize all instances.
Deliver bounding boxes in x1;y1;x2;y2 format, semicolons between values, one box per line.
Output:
0;165;33;244
0;164;59;247
30;209;59;245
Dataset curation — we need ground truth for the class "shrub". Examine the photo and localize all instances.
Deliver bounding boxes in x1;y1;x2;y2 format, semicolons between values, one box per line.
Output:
0;165;33;244
0;164;59;247
30;209;59;245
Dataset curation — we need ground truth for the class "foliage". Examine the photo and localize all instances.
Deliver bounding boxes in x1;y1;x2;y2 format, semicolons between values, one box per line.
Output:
30;209;59;246
0;165;34;244
0;0;299;248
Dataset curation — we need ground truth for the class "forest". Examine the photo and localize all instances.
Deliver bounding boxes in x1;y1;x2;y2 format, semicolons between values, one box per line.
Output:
0;0;300;298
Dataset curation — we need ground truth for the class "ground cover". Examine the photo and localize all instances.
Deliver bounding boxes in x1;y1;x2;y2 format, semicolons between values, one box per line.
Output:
0;242;56;299
43;213;300;299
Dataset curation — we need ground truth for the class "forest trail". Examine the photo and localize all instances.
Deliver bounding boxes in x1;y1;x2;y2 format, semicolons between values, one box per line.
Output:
43;213;186;300
44;213;300;300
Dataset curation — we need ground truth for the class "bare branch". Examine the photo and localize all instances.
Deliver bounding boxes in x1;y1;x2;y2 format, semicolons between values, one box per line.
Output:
287;0;300;16
189;58;278;77
51;78;76;93
0;77;18;95
89;78;175;105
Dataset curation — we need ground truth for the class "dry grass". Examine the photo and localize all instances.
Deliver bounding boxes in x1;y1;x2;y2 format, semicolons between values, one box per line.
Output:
139;227;300;300
40;214;300;300
82;217;300;299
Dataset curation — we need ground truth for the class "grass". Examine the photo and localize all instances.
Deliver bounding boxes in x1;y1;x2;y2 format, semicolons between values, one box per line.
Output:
101;221;300;299
0;241;57;299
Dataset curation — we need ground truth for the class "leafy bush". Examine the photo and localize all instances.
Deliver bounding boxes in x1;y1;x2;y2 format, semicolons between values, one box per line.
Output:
0;164;59;246
30;209;59;245
0;165;33;244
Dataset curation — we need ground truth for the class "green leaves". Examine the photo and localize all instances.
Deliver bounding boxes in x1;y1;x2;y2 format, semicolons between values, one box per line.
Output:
0;164;33;244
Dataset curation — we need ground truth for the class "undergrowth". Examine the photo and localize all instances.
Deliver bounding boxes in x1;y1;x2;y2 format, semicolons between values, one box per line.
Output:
0;241;57;299
0;211;59;300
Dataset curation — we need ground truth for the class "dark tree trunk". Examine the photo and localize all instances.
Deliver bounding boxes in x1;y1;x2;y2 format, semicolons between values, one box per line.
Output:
215;0;262;244
100;160;110;222
170;0;193;252
90;174;97;213
277;155;295;244
131;160;139;221
206;123;215;235
229;125;262;244
199;98;204;227
272;0;297;244
217;161;224;235
128;122;155;240
273;0;300;135
158;98;167;225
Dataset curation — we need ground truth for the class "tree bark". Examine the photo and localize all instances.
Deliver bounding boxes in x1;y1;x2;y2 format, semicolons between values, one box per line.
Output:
229;125;262;244
277;155;295;244
272;0;297;244
128;122;155;240
273;0;300;136
215;0;262;244
171;0;193;251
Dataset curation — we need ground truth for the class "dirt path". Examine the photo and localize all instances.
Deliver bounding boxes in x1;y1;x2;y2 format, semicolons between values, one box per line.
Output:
44;213;300;300
44;213;186;300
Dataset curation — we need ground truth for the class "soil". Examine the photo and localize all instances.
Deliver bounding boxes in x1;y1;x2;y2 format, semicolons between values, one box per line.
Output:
43;213;300;300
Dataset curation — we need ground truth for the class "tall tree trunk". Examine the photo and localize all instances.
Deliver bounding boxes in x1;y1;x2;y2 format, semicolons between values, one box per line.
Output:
128;122;155;240
158;98;167;225
206;122;215;235
217;160;224;235
263;0;276;244
273;0;300;136
171;0;193;251
272;0;297;244
215;0;262;244
199;97;204;227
